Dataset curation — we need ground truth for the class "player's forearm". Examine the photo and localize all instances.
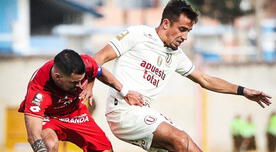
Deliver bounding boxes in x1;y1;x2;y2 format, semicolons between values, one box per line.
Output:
97;68;123;92
24;115;47;152
188;69;242;95
201;76;239;95
27;134;43;145
30;139;47;152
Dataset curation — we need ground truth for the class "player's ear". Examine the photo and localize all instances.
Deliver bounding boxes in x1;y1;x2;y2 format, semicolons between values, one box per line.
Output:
54;72;63;80
162;19;170;30
52;65;63;80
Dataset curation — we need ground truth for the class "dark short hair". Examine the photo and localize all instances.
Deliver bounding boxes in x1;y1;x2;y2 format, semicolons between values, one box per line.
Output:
54;49;85;76
161;0;198;24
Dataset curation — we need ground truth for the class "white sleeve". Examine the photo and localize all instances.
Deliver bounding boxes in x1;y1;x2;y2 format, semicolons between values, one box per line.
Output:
108;26;139;57
175;51;195;76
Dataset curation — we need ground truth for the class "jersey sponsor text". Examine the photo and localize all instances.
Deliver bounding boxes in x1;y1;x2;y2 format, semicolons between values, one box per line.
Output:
140;60;166;87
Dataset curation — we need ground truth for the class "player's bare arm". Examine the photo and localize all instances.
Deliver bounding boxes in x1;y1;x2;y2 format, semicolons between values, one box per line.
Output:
24;115;47;152
94;45;117;66
187;68;272;108
96;67;144;106
94;46;145;106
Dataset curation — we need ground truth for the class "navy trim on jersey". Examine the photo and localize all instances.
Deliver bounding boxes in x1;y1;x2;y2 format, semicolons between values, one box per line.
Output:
183;65;194;76
109;41;121;56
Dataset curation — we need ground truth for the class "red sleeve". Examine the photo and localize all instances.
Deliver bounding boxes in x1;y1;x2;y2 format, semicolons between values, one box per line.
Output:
81;55;100;79
20;85;51;119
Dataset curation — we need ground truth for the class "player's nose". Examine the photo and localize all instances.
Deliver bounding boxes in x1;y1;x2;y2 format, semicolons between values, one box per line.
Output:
181;32;188;41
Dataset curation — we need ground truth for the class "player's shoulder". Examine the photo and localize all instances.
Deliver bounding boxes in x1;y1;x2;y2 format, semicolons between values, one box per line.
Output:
176;47;185;54
40;60;54;71
126;25;157;43
172;47;190;60
32;60;53;83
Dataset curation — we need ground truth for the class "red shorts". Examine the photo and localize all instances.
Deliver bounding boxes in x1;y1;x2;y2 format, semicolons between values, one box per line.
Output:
42;113;112;151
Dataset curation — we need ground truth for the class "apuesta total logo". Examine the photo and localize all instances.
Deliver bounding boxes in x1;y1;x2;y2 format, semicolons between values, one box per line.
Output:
140;60;166;87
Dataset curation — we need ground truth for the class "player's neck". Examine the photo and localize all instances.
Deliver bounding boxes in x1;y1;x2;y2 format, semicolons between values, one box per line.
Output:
155;27;167;46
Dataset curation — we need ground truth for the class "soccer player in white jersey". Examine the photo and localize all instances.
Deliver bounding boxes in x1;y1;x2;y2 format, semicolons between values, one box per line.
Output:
94;0;272;151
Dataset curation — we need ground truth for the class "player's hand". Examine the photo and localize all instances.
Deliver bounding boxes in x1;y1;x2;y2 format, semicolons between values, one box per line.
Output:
79;83;94;106
243;88;272;108
124;91;144;106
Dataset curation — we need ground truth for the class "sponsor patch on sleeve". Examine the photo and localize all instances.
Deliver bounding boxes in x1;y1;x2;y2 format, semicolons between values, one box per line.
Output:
31;93;43;106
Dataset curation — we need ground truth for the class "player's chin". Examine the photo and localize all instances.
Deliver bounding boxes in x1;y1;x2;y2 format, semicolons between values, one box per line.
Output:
170;45;178;50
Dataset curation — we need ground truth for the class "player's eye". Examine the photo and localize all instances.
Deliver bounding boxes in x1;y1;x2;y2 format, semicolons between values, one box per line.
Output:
179;27;190;32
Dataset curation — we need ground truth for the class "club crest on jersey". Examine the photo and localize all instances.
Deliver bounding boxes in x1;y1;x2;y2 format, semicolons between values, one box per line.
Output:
157;56;163;67
58;96;73;105
165;54;172;65
31;93;43;106
54;96;74;110
64;100;73;105
144;115;157;125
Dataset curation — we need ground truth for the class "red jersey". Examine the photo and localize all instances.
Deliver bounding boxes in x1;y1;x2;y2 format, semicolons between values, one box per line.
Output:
18;55;100;119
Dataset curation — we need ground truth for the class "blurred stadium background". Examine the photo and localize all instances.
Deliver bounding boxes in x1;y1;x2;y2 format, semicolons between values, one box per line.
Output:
0;0;275;151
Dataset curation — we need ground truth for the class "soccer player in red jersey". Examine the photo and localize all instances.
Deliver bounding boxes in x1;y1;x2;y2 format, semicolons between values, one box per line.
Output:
18;49;143;152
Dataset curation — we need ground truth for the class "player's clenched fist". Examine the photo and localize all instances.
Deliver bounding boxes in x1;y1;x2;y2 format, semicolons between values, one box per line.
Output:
124;91;144;106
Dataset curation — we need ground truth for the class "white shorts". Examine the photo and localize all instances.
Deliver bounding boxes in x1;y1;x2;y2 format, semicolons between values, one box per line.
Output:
106;96;180;151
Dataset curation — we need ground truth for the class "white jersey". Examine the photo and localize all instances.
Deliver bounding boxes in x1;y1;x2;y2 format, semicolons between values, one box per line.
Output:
107;25;194;113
